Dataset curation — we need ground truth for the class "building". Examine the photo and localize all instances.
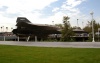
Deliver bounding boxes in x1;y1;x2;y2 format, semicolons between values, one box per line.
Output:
72;28;89;41
0;32;17;41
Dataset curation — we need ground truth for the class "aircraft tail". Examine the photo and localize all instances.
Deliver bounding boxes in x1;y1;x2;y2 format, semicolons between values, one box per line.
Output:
16;17;31;23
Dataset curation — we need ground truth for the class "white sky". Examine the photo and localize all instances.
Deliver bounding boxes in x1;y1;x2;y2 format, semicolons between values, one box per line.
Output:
0;0;99;32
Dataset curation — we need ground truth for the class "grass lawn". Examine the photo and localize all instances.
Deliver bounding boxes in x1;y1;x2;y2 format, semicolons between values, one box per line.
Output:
0;45;100;63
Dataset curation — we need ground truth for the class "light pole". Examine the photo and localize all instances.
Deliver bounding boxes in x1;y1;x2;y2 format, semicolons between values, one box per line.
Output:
6;27;8;32
52;21;54;25
1;27;2;32
98;28;100;42
77;19;79;27
2;26;5;41
82;21;84;29
90;11;95;42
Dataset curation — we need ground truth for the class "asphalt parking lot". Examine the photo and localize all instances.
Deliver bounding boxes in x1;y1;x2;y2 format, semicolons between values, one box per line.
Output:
0;41;100;48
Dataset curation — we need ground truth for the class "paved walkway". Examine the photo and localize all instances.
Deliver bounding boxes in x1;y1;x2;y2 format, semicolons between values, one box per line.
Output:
0;41;100;48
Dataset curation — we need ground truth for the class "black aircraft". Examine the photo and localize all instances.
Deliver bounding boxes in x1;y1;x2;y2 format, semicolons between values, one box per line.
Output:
12;17;60;41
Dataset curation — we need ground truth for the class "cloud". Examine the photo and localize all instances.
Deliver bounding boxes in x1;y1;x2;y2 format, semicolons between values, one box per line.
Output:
61;0;86;12
0;0;89;32
0;0;58;26
52;7;60;12
60;0;87;27
66;0;86;7
40;12;66;24
0;0;58;14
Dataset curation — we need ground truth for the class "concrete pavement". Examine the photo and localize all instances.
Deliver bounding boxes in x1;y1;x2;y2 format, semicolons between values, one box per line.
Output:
0;41;100;48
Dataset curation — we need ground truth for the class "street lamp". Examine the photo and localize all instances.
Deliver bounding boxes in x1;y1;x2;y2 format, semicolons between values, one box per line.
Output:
82;21;84;29
77;19;79;27
52;21;54;25
90;11;95;42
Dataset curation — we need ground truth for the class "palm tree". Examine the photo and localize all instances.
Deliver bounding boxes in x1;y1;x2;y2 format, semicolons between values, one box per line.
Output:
6;27;8;32
1;27;2;32
11;27;13;31
2;26;4;32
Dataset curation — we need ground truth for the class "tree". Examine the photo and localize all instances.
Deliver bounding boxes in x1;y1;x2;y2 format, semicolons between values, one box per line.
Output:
6;27;8;32
83;20;100;41
55;24;63;29
61;16;74;41
1;27;2;32
83;20;100;33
